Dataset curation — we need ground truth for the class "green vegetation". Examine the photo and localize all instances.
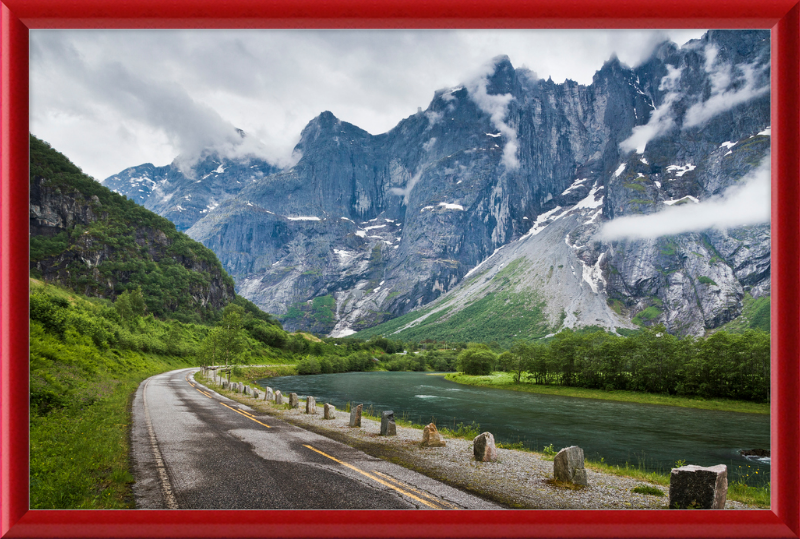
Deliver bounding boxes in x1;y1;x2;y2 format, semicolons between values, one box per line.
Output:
632;306;662;326
632;485;665;496
29;135;250;325
29;280;195;508
718;293;770;333
443;326;770;405
444;372;768;414
697;276;718;286
356;290;550;347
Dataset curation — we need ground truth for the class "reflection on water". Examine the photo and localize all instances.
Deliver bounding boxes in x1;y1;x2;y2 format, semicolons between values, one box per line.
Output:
259;371;770;486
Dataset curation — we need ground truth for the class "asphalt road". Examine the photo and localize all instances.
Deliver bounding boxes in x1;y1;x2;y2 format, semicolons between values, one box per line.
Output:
131;368;501;509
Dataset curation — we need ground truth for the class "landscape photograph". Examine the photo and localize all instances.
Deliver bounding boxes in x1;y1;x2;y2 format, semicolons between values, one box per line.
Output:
27;28;772;512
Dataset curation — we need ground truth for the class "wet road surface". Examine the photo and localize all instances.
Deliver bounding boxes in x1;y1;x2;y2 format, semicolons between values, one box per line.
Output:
131;368;501;510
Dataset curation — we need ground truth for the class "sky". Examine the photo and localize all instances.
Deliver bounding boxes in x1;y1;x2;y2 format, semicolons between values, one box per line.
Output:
30;29;708;182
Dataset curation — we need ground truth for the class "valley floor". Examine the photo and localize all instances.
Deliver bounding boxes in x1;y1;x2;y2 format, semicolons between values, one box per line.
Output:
442;372;770;415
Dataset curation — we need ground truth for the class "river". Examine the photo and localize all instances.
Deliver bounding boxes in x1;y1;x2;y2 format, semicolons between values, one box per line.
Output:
258;370;770;486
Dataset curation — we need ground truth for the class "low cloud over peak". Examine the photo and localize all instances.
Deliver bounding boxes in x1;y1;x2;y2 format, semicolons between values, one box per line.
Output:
597;156;770;241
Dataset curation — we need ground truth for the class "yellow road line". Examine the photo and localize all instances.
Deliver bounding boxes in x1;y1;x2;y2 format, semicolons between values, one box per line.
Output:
194;388;212;398
220;402;272;428
370;470;458;508
302;444;443;509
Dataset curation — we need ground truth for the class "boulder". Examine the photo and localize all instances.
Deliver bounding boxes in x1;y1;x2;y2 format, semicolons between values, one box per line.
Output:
380;411;396;436
243;385;250;396
306;396;317;414
275;390;283;405
669;464;728;509
553;446;588;486
252;389;260;399
289;393;299;408
740;449;770;458
266;387;274;401
324;403;336;419
349;404;363;427
473;432;497;462
421;423;446;447
222;381;228;390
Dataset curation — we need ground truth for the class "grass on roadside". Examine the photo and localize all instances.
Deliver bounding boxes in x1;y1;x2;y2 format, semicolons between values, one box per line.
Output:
30;366;186;509
444;372;770;415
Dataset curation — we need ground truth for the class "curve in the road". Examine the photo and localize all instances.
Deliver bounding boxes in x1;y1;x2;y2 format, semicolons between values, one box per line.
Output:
131;368;500;510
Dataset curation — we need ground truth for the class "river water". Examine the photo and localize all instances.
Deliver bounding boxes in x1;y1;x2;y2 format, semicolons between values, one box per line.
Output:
258;371;770;486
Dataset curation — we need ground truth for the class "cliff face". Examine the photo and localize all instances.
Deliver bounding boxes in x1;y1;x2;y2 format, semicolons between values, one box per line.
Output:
105;30;771;337
30;136;236;321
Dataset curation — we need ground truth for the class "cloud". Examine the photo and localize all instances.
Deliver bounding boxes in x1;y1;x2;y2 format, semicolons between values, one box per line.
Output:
597;156;770;241
682;44;769;128
389;169;424;205
30;29;707;180
619;65;682;154
465;56;519;170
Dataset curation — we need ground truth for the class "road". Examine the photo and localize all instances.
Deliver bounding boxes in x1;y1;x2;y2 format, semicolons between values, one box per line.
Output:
131;368;501;509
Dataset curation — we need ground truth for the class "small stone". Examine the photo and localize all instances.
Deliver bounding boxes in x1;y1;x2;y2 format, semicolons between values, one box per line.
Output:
553;446;588;486
421;423;446;447
289;393;299;408
380;411;396;436
252;389;260;399
473;432;497;462
306;396;316;414
349;404;362;427
669;464;728;509
324;403;336;419
275;390;283;405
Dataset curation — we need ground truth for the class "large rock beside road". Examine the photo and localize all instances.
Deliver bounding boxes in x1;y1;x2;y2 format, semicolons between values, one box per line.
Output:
554;446;588;486
669;464;728;509
421;423;446;447
275;390;283;404
473;432;497;462
306;396;317;414
289;393;299;408
349;404;362;427
380;411;396;436
324;403;336;419
265;387;273;401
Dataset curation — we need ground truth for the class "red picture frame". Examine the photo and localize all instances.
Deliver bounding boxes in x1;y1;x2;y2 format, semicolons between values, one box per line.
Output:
1;1;798;537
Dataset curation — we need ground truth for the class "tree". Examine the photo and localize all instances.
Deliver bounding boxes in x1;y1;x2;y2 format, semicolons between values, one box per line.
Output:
114;287;146;323
213;304;245;367
457;347;497;375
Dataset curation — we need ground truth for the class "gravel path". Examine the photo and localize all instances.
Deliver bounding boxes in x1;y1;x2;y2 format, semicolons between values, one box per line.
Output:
203;375;756;510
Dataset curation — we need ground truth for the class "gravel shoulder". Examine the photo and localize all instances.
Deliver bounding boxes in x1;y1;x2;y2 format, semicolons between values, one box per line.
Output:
197;374;757;510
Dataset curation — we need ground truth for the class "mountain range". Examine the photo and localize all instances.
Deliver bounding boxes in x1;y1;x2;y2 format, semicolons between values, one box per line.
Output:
103;30;771;339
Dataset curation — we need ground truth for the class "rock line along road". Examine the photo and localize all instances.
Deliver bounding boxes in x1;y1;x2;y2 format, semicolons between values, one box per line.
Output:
131;368;501;509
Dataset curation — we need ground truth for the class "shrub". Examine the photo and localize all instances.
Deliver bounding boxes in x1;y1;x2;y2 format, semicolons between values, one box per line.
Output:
457;348;497;375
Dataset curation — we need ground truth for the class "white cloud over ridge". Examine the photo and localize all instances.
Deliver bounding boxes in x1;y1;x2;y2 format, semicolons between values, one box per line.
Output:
683;45;770;128
465;56;520;170
598;156;770;241
30;29;707;180
619;44;769;154
619;65;682;154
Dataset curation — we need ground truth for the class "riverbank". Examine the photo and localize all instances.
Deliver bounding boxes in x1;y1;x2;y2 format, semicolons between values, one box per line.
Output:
443;372;770;415
196;370;766;509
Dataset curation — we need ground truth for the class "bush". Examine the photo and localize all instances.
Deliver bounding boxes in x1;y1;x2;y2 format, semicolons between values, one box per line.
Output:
297;358;322;375
457;348;497;375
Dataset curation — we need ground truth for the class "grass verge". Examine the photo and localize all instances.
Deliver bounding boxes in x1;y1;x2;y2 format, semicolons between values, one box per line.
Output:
444;372;770;415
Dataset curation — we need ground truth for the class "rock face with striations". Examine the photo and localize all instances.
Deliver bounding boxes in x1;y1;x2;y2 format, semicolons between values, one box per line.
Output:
105;30;771;337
